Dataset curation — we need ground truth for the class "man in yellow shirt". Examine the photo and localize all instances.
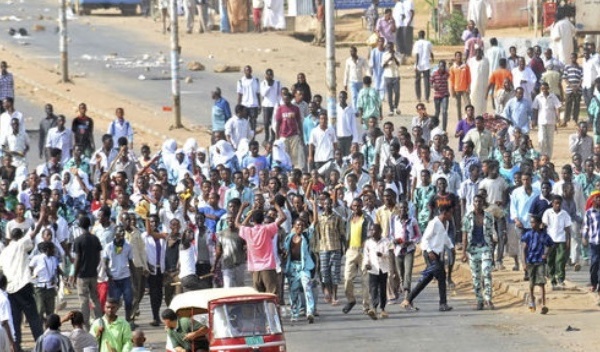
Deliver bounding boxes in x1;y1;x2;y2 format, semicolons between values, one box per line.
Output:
342;198;372;315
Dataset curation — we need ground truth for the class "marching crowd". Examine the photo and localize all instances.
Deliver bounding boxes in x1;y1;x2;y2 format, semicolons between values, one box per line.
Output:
0;1;600;351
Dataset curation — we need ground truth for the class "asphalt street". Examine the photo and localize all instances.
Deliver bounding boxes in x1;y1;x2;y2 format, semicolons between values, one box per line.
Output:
0;0;244;128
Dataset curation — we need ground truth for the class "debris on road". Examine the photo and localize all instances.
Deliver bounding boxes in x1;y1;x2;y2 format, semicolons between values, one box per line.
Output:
213;64;240;73
184;76;193;83
32;24;45;32
186;61;204;71
565;326;580;332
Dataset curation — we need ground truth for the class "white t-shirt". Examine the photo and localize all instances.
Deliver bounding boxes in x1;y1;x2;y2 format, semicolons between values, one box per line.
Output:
412;39;433;71
309;126;337;163
532;93;562;125
178;245;197;279
236;76;260;108
542;208;572;243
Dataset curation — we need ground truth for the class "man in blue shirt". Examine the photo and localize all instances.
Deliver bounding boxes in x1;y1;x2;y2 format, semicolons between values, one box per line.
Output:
503;87;533;135
521;215;553;314
241;140;268;173
211;88;232;133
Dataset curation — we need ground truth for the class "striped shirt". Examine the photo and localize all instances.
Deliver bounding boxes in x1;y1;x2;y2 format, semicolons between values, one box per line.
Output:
582;207;600;245
0;72;14;99
562;64;583;94
430;70;450;99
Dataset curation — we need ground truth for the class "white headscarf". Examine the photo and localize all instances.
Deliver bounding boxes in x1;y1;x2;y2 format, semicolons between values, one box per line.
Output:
236;138;250;165
61;169;91;198
273;139;292;169
213;140;236;166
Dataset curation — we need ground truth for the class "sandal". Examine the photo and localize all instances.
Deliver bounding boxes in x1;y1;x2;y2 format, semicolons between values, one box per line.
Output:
528;302;536;313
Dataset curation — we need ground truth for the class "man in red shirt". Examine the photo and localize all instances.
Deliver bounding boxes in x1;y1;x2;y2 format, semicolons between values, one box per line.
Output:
275;92;305;170
431;60;450;131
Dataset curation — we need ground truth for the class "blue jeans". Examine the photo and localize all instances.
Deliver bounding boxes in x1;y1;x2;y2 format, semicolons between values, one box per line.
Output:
287;261;315;318
350;81;363;109
109;277;133;320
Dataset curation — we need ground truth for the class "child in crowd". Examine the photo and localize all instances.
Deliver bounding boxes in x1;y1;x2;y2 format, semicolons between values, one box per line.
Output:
521;216;554;314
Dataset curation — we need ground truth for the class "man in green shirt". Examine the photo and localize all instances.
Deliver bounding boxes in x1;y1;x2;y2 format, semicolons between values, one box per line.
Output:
356;76;382;129
91;298;133;352
162;308;209;352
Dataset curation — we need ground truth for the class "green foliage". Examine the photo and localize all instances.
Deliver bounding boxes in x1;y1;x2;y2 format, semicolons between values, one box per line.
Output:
439;10;467;46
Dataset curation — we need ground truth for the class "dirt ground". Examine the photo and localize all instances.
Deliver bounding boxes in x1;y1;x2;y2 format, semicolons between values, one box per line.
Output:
6;9;577;168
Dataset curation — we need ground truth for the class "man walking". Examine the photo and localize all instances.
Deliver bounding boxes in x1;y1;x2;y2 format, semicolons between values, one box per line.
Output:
344;46;369;109
461;195;495;310
72;216;104;328
237;65;261;135
275;92;305;170
431;60;450;130
582;192;600;303
449;51;471;121
401;204;455;311
260;68;281;142
413;30;433;103
0;209;45;351
342;198;372;315
532;82;561;159
0;62;14;114
382;42;401;116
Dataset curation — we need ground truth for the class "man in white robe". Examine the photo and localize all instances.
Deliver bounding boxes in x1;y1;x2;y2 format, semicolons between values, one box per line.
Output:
263;0;285;30
512;57;537;102
467;0;492;37
550;14;576;65
485;37;505;78
468;48;490;116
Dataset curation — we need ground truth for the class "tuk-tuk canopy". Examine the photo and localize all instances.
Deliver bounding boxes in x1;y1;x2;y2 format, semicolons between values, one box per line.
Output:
169;287;275;316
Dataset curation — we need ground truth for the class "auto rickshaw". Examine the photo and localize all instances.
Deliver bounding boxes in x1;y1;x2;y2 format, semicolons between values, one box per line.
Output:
166;287;287;352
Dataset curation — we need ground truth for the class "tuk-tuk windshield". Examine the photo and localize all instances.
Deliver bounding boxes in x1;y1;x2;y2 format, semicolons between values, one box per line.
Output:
213;301;282;339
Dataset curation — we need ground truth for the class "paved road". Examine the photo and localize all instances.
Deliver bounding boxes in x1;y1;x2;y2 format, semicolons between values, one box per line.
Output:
0;0;245;129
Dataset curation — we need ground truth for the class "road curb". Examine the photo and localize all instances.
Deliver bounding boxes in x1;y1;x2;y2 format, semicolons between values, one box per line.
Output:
455;261;600;308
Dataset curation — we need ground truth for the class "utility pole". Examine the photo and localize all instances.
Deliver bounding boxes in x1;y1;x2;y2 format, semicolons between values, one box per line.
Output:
59;0;68;82
170;0;182;128
534;0;538;37
325;0;336;125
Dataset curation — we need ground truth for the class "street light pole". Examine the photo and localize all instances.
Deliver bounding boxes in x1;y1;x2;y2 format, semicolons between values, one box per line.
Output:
59;0;69;83
325;0;336;125
170;0;182;128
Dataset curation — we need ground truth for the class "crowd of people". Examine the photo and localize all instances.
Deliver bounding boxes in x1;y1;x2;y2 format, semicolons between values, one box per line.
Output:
0;1;600;351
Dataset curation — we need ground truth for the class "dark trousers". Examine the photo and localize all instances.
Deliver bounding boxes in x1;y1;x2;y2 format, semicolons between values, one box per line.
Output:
195;262;213;289
247;107;259;135
130;267;145;320
338;136;352;156
9;283;44;349
263;106;275;142
369;271;388;311
584;87;594;120
565;92;582;123
415;69;431;102
148;270;163;322
434;95;449;131
385;77;400;112
408;252;447;305
590;243;600;291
